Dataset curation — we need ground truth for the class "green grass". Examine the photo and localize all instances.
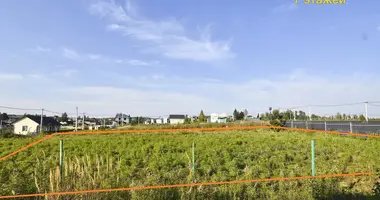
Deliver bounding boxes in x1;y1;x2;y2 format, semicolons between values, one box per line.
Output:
0;129;380;199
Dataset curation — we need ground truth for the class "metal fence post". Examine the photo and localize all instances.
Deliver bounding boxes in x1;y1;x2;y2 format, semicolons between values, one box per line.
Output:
349;122;353;133
192;142;195;173
291;120;294;128
311;140;315;176
324;121;327;133
59;140;64;183
306;121;309;129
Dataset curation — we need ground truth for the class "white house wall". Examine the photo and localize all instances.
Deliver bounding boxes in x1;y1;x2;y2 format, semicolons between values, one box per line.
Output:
13;118;39;135
170;119;184;124
210;113;219;123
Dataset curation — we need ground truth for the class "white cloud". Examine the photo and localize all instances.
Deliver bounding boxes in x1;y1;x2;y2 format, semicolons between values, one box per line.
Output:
27;45;52;53
26;74;44;79
2;69;380;118
52;69;79;78
62;48;110;62
377;26;380;32
0;73;23;81
89;0;234;62
127;59;159;66
273;3;298;13
87;54;103;60
61;48;156;66
62;48;82;61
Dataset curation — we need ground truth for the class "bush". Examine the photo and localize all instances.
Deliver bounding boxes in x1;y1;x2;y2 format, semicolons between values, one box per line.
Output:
269;119;286;127
0;128;14;138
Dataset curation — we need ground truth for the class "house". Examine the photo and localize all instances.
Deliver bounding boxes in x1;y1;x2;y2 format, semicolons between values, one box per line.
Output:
149;117;163;124
156;118;163;124
114;113;130;125
12;115;61;135
210;113;228;123
169;114;186;124
205;115;211;123
210;113;219;123
190;116;198;122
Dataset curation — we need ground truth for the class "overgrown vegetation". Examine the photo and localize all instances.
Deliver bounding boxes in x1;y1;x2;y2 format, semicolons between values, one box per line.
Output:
1;129;380;199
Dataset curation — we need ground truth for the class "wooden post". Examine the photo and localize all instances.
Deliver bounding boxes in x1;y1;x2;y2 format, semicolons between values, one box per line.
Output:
192;142;195;172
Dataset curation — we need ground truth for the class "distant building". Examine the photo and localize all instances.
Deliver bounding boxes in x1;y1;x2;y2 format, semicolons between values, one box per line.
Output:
210;113;228;123
149;117;164;124
205;115;211;123
12;115;61;135
169;114;186;124
114;113;130;125
156;118;163;124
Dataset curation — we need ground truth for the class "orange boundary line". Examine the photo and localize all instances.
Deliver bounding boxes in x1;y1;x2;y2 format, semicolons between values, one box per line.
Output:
1;126;380;162
0;135;53;162
0;172;373;199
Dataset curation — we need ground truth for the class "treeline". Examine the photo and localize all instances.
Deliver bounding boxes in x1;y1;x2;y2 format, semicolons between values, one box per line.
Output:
260;109;367;121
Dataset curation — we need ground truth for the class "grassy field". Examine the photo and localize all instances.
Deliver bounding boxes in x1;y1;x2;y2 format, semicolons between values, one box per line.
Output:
1;129;380;199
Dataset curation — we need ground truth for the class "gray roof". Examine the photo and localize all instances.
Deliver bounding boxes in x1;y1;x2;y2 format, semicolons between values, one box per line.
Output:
13;115;61;126
115;113;130;118
169;114;186;119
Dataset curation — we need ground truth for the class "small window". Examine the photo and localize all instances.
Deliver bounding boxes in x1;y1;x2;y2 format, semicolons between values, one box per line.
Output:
22;126;28;131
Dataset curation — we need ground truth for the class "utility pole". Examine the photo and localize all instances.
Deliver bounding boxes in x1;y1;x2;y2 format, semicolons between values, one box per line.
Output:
365;102;368;122
75;107;78;132
82;112;85;130
40;109;44;134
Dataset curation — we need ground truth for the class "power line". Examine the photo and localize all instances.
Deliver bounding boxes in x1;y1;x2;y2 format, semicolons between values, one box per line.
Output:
310;102;364;107
0;105;41;111
44;109;63;115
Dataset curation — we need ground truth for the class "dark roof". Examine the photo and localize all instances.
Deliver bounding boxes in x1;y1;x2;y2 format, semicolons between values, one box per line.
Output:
13;115;61;126
115;113;130;118
169;114;186;119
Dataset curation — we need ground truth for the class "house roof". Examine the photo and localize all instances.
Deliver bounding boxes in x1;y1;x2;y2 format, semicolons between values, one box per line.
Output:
13;115;61;126
169;114;185;119
115;113;130;118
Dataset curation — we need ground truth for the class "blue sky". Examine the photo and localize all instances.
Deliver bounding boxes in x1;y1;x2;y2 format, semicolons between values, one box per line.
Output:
0;0;380;117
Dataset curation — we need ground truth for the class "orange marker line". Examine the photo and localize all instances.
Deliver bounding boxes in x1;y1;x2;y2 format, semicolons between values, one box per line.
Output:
0;172;372;199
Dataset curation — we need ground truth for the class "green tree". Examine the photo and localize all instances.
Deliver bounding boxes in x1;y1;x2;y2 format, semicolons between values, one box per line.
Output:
335;113;342;120
233;109;239;121
272;110;281;120
298;111;307;120
243;109;248;120
61;112;68;122
184;117;191;124
256;113;260;119
0;113;9;121
311;114;318;120
238;111;245;120
359;114;366;121
283;110;292;120
199;110;205;122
